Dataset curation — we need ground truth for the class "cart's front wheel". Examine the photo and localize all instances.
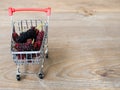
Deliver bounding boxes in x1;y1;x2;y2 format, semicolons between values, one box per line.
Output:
16;75;21;81
39;73;44;79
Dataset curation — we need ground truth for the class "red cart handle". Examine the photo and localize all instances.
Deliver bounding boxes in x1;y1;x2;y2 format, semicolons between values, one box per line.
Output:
8;7;51;16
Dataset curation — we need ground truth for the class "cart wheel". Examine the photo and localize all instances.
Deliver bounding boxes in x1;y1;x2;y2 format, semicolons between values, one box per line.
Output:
46;53;48;58
16;75;21;81
39;73;44;79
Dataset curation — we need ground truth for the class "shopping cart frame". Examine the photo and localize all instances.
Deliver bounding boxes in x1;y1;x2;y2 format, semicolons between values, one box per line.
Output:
8;7;51;81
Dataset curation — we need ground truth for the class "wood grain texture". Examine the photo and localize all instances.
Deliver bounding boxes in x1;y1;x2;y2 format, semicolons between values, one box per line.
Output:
0;12;120;90
0;0;120;89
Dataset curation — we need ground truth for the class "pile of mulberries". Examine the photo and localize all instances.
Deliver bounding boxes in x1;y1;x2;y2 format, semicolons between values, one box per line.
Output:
12;26;44;52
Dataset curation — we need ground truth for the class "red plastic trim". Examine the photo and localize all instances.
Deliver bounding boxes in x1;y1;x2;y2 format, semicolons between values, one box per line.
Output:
8;7;51;16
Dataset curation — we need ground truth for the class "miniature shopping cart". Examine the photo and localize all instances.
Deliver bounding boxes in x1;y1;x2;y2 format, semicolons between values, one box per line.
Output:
8;7;51;81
